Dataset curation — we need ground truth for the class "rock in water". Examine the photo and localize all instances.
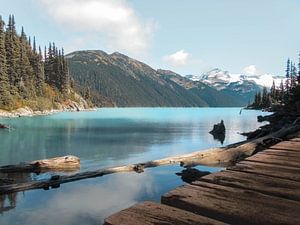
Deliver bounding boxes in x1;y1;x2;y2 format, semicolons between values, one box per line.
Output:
210;120;225;135
209;120;226;144
0;123;10;129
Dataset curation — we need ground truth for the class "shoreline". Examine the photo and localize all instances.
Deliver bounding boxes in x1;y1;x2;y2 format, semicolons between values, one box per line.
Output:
0;107;97;118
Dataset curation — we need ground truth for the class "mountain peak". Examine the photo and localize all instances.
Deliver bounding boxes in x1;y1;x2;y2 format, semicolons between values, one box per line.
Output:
187;68;284;89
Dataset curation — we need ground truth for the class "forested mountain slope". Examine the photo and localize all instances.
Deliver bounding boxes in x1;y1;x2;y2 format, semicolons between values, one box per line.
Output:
67;50;250;107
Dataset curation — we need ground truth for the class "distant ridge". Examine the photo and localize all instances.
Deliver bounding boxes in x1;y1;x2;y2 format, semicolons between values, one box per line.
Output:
67;50;255;107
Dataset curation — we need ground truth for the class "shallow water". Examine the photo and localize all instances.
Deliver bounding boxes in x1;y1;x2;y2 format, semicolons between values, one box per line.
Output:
0;108;269;224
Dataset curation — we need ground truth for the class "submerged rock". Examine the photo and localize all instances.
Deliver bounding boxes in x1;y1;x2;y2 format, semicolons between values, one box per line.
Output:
209;120;226;144
209;120;225;135
0;123;10;129
176;168;210;184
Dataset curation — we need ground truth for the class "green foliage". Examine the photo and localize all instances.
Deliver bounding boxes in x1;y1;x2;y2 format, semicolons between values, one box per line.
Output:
0;15;72;110
0;16;12;108
248;53;300;112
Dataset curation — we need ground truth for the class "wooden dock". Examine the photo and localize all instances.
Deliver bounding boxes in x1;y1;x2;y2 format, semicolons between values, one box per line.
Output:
104;134;300;225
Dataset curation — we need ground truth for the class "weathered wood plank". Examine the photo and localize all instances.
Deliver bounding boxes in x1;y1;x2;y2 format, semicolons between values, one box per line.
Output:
289;137;300;142
162;182;300;225
270;141;300;151
104;201;228;225
245;153;300;168
261;149;300;158
197;170;300;201
228;161;300;182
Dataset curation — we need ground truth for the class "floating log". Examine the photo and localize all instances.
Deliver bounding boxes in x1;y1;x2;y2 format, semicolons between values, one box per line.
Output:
0;155;80;173
0;123;299;194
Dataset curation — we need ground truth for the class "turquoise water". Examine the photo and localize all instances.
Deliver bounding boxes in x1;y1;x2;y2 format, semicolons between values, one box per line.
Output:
0;108;269;224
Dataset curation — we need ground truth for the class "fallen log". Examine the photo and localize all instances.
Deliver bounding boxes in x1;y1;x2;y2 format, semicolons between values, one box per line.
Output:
0;155;80;173
0;122;299;195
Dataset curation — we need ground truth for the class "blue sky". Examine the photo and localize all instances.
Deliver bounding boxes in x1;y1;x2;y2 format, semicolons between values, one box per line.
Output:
0;0;300;76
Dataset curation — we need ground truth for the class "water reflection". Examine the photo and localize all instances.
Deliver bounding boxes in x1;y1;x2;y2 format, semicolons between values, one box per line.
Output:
0;108;270;225
0;193;17;214
0;165;220;225
210;132;225;144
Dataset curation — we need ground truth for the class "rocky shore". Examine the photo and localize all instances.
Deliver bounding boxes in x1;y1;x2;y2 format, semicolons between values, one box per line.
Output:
0;97;96;118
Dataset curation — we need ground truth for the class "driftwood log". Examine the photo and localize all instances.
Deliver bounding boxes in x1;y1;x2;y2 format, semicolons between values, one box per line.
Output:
0;123;299;195
0;155;80;173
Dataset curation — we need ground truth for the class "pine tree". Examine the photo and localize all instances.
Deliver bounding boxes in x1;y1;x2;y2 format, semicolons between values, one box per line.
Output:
286;58;291;78
60;48;70;94
289;62;297;88
279;80;284;102
298;51;300;83
19;27;34;98
5;15;21;95
270;81;276;99
0;16;12;107
35;46;45;96
261;86;270;107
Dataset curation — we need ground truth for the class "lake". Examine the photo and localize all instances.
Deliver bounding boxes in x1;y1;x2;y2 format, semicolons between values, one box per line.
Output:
0;108;269;225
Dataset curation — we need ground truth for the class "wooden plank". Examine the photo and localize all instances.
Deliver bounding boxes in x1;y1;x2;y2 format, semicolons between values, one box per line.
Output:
197;170;300;201
289;137;300;142
270;141;300;151
261;149;300;158
162;182;300;225
228;161;300;182
104;201;228;225
245;153;300;168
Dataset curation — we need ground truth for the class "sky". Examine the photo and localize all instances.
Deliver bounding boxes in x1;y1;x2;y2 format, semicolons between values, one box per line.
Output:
0;0;300;76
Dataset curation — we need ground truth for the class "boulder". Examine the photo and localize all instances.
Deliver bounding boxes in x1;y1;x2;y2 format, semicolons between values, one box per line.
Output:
209;120;225;144
0;123;10;129
209;120;225;136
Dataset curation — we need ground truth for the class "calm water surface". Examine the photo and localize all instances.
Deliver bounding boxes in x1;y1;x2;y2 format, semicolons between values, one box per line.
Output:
0;108;269;224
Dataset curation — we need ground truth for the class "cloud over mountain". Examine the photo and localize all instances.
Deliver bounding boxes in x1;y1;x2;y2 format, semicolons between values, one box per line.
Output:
38;0;157;55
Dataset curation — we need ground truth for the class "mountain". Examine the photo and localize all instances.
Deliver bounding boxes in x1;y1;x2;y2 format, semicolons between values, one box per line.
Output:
186;68;285;90
67;51;254;107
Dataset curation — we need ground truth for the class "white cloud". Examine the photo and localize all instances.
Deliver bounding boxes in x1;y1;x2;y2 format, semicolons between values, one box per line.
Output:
242;65;261;75
37;0;156;55
163;50;191;67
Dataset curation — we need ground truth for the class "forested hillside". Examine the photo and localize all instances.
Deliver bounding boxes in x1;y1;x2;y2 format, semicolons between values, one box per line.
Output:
67;50;252;107
0;15;88;111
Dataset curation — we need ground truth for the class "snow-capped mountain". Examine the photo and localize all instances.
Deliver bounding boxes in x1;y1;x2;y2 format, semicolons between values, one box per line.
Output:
186;68;285;91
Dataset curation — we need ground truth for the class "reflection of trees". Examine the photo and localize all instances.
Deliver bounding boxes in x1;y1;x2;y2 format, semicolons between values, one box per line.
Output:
0;119;199;165
0;172;31;214
0;193;17;213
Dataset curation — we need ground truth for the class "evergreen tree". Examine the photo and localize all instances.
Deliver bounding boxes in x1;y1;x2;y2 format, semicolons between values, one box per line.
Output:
35;46;45;96
0;16;12;107
0;15;87;110
5;15;21;95
270;81;276;99
298;51;300;83
279;80;284;102
19;27;34;98
60;48;70;94
286;58;291;78
261;87;270;107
